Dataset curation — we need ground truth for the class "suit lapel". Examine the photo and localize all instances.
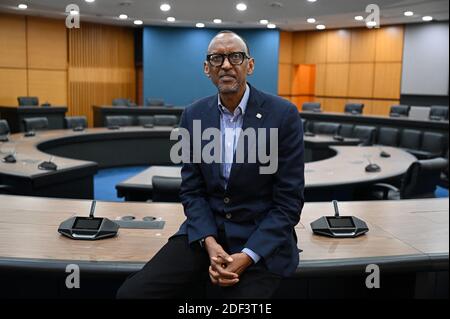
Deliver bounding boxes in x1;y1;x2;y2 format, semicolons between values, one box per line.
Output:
201;96;221;186
227;85;267;189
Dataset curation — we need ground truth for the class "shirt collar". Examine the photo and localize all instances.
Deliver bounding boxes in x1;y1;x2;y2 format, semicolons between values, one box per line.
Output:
217;83;250;116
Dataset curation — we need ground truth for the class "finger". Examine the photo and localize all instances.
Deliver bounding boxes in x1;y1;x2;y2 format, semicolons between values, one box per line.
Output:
218;277;239;287
211;263;238;279
209;266;220;280
217;253;233;263
211;256;230;266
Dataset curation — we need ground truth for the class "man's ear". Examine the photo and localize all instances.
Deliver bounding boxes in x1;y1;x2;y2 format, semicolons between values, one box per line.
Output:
204;62;211;78
247;58;255;76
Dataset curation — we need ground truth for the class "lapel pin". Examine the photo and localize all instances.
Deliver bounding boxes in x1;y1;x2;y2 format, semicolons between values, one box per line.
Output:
256;113;262;119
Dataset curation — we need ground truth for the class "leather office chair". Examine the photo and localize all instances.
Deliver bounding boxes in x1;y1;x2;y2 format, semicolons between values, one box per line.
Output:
429;105;449;121
145;98;165;107
368;157;448;200
153;115;178;127
302;102;321;112
0;120;10;136
151;176;182;202
23;117;48;132
64;116;87;129
104;116;134;127
313;122;341;135
440;150;449;188
390;105;410;117
112;98;135;107
353;125;376;146
18;96;39;107
344;103;364;115
376;127;400;146
137;116;155;126
416;132;446;159
339;124;354;138
399;129;422;153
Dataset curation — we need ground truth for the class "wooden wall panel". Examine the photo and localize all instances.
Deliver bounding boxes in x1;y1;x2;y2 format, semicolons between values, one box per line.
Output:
325;64;349;97
350;28;376;62
292;64;315;95
292;32;307;65
347;63;374;98
371;100;399;116
0;14;26;68
28;70;67;105
67;23;135;126
279;31;293;64
322;98;347;113
326;29;351;63
375;26;404;62
373;63;402;99
314;64;327;96
305;31;327;64
27;17;67;70
278;64;293;96
0;69;27;105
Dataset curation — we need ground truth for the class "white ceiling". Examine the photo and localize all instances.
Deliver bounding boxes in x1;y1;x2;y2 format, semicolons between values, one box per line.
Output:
0;0;448;30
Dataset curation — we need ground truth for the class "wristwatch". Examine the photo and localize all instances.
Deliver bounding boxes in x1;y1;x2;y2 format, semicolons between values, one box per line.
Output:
199;238;206;249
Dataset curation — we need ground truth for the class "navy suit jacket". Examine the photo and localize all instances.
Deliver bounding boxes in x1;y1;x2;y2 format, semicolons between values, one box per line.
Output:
174;84;305;277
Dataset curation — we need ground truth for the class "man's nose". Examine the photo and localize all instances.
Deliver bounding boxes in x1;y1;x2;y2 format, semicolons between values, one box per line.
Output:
221;57;233;70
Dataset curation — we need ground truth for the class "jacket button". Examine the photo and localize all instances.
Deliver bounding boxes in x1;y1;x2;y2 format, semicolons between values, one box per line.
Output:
225;213;232;219
223;197;230;204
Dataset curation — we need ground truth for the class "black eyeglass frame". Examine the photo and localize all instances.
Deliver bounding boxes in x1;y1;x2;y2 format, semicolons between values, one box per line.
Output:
206;52;250;67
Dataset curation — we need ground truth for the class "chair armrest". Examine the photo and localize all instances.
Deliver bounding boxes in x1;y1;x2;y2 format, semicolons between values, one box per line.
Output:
0;185;12;194
372;183;399;200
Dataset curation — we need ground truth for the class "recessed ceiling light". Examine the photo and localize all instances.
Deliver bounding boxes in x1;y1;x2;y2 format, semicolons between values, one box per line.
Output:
134;20;143;25
236;3;247;11
366;21;377;27
167;17;176;22
307;18;316;23
70;10;79;15
354;15;364;21
267;23;277;29
160;3;171;12
307;0;317;2
316;24;326;30
404;11;414;17
422;16;433;21
85;0;95;3
196;22;205;28
213;19;222;24
18;4;28;9
119;14;128;19
259;19;269;25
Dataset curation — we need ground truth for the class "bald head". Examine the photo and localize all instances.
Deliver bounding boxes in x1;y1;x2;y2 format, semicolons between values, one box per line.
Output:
207;31;250;56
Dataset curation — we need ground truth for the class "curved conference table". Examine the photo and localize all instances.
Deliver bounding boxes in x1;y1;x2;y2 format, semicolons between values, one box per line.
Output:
1;127;416;201
0;195;447;298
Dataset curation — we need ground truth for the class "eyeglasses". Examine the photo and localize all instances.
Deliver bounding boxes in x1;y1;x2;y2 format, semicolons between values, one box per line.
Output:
206;52;250;67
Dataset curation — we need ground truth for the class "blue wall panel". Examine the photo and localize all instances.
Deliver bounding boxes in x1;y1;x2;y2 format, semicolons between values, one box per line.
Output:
143;27;279;106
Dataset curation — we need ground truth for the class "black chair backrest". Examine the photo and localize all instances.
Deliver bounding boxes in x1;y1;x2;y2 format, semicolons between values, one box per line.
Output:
429;105;449;120
137;116;155;126
344;103;364;114
112;98;133;107
353;125;376;145
314;122;341;135
0;120;10;135
377;127;400;146
152;176;182;202
145;98;165;107
390;105;410;117
64;116;87;129
401;157;448;199
23;117;48;131
420;132;446;155
399;129;422;150
302;102;321;112
339;124;354;138
105;116;134;127
154;115;178;127
18;96;39;106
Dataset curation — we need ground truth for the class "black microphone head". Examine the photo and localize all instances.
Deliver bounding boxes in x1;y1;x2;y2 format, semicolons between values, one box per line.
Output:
380;150;391;158
24;131;36;137
365;163;381;172
3;154;16;163
38;160;57;171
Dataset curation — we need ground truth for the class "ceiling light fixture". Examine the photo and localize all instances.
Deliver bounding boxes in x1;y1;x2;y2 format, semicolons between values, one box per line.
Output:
267;23;277;29
119;14;128;19
160;3;171;12
134;20;143;25
236;3;247;11
366;21;377;27
307;18;316;23
196;22;205;28
422;16;433;21
307;0;317;3
316;24;326;30
213;19;222;24
259;19;269;25
18;4;28;9
404;11;414;17
70;10;79;15
85;0;95;3
167;17;176;22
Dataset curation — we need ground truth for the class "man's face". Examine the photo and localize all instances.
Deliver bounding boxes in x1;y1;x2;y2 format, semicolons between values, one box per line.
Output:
204;33;254;95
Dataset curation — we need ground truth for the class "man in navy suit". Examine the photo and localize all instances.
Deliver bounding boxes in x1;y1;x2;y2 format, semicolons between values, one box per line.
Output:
117;30;304;299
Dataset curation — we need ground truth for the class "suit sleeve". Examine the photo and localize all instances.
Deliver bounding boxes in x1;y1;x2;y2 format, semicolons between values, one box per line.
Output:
244;104;305;261
179;108;218;244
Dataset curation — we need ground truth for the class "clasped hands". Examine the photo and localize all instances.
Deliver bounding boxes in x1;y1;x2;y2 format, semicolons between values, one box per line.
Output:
204;236;253;287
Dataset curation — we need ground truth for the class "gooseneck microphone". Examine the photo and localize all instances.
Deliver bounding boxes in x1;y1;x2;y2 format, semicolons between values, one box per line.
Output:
333;200;340;217
89;200;96;218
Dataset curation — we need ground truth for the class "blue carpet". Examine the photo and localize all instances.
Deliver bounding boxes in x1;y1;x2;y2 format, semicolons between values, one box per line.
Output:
435;186;449;198
94;166;148;202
